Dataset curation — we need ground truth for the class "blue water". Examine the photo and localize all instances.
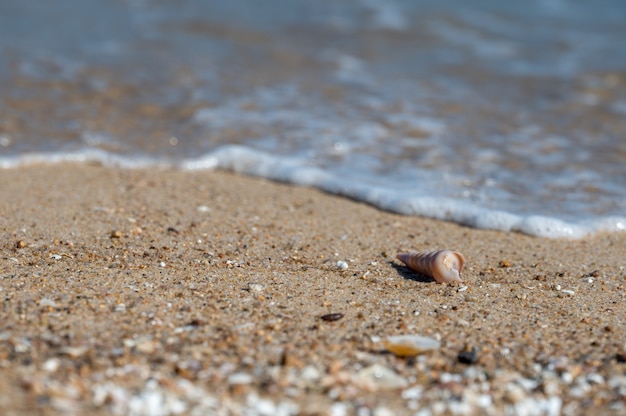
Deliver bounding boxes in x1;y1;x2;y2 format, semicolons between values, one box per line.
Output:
1;0;625;237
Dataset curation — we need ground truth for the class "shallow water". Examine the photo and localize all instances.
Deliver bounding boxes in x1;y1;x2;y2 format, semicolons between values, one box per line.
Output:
1;0;625;237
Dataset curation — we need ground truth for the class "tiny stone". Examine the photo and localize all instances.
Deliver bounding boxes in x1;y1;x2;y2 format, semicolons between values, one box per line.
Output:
15;240;27;249
135;340;156;354
43;358;61;372
248;283;265;292
587;373;605;384
321;313;344;322
457;347;478;364
336;261;349;271
228;372;253;385
39;297;59;308
300;366;321;382
60;346;89;358
401;386;423;400
373;407;394;416
110;230;122;238
504;384;526;403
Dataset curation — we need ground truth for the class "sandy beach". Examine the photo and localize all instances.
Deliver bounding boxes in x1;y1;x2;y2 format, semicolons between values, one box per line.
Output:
1;164;624;415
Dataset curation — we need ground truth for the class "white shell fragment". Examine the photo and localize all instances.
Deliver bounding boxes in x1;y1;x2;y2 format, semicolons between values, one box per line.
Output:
396;250;465;283
383;335;441;357
336;260;349;270
353;364;409;391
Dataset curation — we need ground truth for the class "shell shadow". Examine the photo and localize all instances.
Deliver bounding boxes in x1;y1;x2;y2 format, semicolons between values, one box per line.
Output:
389;261;435;283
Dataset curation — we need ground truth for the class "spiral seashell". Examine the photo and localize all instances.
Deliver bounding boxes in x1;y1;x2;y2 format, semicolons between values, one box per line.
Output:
396;250;465;284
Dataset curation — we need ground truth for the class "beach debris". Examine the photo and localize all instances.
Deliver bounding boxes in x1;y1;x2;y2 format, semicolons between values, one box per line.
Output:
15;240;27;249
383;334;441;357
353;364;408;391
336;260;349;270
396;250;465;283
320;313;344;322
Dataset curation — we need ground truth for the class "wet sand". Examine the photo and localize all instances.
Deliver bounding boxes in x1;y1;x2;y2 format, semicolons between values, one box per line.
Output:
1;164;625;415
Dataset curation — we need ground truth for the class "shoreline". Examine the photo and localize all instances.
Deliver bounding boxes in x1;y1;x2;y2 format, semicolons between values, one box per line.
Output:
3;146;624;239
1;164;625;414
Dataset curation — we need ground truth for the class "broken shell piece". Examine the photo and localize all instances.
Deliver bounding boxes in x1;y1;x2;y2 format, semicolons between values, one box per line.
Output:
396;250;465;284
383;335;441;357
353;364;408;391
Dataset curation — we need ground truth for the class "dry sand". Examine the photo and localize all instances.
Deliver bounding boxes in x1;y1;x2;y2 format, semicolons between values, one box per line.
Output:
0;164;624;415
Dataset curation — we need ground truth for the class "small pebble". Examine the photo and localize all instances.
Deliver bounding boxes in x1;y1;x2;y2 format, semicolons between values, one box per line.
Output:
336;261;349;271
458;347;478;364
320;313;344;322
39;297;59;308
247;283;265;292
43;358;61;372
228;373;253;385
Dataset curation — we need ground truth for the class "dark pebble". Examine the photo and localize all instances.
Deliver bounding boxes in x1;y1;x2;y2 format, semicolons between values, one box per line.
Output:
458;347;478;364
320;313;344;322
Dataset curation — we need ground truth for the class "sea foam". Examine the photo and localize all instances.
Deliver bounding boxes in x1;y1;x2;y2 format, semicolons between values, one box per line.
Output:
181;145;624;239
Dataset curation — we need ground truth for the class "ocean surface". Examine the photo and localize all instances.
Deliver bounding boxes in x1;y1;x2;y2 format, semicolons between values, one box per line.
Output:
1;0;625;238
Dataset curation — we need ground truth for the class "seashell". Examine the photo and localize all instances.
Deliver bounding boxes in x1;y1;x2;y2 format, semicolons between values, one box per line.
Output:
383;334;441;357
396;250;465;284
